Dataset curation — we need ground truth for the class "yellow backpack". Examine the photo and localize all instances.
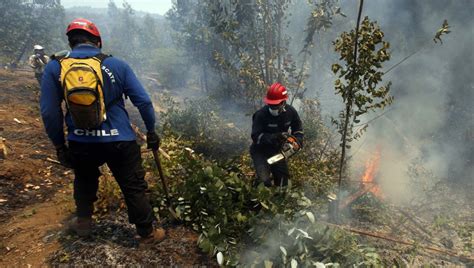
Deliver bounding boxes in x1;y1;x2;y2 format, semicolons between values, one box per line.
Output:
59;53;110;129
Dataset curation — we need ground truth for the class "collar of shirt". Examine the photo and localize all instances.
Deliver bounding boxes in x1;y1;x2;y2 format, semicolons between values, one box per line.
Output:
70;44;101;58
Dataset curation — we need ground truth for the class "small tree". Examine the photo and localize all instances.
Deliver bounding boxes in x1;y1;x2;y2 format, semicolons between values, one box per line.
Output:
332;0;393;217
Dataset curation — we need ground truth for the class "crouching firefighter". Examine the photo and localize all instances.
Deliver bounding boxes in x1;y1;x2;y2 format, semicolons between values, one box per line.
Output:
250;82;304;188
40;18;165;245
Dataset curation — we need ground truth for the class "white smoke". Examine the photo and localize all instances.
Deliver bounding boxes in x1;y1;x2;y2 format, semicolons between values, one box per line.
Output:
298;0;473;202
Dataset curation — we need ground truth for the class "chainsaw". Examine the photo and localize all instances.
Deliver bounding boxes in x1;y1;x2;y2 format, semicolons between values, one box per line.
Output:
267;135;301;165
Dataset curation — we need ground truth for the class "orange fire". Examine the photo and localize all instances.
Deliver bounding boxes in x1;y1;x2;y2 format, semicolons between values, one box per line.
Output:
360;149;383;199
338;149;384;209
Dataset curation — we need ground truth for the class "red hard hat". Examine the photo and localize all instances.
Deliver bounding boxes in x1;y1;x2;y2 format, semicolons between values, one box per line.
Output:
66;18;102;46
264;82;288;105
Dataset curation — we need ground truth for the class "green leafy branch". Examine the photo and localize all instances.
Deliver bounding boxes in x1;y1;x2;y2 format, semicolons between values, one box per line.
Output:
385;19;451;74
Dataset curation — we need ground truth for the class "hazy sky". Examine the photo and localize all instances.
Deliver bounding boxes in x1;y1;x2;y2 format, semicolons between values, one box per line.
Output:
61;0;173;15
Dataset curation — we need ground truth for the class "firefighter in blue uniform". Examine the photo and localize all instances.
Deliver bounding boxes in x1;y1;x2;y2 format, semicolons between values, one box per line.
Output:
40;18;164;245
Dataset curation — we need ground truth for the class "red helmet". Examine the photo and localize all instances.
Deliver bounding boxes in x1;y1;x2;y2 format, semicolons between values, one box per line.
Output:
264;82;288;105
66;18;102;47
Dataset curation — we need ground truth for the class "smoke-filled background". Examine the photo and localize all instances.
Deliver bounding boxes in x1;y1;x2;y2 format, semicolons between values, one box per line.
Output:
261;0;474;204
337;0;474;203
279;0;474;204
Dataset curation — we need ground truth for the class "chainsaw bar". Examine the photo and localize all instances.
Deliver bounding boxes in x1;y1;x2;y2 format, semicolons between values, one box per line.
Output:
267;153;285;164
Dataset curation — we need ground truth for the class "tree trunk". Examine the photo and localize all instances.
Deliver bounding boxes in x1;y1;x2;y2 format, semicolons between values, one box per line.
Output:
262;0;272;84
290;51;309;105
201;61;209;92
15;42;30;65
276;0;282;81
335;0;365;220
254;42;267;84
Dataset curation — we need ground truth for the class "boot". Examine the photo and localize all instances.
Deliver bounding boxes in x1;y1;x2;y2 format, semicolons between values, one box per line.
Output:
67;216;93;237
139;227;166;248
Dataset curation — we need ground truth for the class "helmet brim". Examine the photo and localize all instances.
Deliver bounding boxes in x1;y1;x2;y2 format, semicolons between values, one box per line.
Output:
263;96;288;105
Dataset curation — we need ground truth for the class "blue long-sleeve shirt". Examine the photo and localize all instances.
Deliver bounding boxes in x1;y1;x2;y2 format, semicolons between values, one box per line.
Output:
40;44;156;146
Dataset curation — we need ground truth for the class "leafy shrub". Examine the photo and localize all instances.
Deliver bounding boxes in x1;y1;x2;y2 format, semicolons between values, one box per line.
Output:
154;90;380;265
244;211;381;267
149;135;380;266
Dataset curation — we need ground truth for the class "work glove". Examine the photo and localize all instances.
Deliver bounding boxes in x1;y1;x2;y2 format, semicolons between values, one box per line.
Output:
146;131;160;151
267;132;287;146
263;179;273;187
55;144;73;168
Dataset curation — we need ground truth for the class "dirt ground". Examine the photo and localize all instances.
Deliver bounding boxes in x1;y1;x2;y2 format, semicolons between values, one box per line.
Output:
0;189;73;266
0;69;68;223
0;69;213;266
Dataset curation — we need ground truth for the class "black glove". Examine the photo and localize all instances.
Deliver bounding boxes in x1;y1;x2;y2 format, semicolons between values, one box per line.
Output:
146;131;160;151
263;179;273;187
268;132;287;146
55;144;72;168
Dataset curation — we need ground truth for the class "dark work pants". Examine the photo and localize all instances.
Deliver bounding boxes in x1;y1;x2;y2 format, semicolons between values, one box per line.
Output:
250;144;290;187
69;141;154;237
35;72;42;85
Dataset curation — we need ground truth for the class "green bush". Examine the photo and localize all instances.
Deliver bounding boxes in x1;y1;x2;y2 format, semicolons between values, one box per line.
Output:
149;135;380;266
153;94;383;265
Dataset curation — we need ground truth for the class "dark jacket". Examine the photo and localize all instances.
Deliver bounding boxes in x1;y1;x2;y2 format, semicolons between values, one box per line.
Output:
40;44;155;146
251;104;304;150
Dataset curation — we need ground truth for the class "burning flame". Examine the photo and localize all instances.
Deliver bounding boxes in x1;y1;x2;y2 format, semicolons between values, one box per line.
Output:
361;149;383;198
338;148;384;210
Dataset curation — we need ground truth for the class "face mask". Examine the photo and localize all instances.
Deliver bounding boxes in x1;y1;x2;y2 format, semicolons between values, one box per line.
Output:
268;102;286;116
269;107;280;116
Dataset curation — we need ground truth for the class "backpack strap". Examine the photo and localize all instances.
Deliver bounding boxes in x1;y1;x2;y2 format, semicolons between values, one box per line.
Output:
51;50;70;61
92;53;125;111
93;53;110;62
